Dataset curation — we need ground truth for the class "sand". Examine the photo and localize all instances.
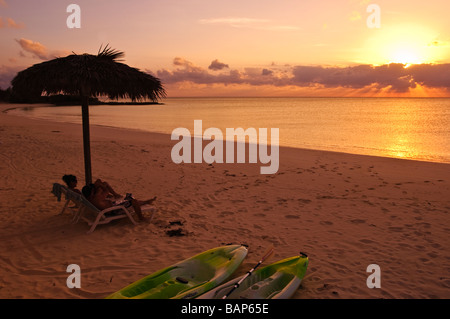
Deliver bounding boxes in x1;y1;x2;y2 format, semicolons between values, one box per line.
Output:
0;103;449;299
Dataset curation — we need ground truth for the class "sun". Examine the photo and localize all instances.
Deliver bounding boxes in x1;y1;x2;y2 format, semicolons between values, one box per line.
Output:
364;24;440;66
389;45;424;66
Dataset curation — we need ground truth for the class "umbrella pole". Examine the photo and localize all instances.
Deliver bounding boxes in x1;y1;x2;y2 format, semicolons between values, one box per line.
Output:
81;96;92;185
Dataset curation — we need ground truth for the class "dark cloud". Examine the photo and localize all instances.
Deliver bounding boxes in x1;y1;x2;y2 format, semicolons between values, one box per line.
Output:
408;63;450;88
158;57;225;84
208;59;229;71
156;58;450;93
291;63;450;92
291;63;416;92
158;57;290;87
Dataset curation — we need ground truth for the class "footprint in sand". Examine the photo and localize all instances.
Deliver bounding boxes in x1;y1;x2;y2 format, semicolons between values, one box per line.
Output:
430;243;441;249
253;213;266;217
427;252;438;258
219;211;234;217
189;213;204;219
388;226;403;232
359;239;375;244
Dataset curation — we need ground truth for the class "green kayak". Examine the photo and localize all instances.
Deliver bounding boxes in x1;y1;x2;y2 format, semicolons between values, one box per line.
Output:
106;244;248;299
198;254;309;299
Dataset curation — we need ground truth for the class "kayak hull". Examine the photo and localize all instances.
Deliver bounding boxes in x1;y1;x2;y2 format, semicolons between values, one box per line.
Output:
198;255;308;299
106;244;248;299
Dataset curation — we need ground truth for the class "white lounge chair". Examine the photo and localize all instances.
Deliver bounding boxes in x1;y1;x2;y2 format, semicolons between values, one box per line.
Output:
52;183;83;222
52;183;155;234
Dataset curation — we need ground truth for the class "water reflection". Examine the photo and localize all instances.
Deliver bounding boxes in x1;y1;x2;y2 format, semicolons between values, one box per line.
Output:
6;98;450;163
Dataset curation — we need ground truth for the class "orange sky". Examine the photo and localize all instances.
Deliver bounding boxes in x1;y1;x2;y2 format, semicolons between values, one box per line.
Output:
1;0;450;97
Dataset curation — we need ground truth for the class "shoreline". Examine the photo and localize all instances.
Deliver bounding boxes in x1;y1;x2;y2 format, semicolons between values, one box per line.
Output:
0;102;449;299
3;102;450;166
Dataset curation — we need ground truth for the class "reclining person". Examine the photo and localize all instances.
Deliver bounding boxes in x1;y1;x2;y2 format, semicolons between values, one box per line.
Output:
82;182;156;221
91;178;122;199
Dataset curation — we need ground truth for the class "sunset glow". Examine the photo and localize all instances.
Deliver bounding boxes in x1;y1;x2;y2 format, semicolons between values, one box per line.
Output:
364;24;443;66
0;0;449;97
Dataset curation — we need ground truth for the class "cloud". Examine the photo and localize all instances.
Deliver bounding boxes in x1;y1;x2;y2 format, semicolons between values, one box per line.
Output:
15;38;69;60
428;39;450;47
291;64;418;92
290;64;450;92
349;11;362;21
157;57;243;85
0;0;7;7
408;63;450;88
156;57;450;94
158;57;292;87
348;0;372;5
208;59;229;71
15;38;49;60
6;18;25;29
199;17;269;27
172;57;209;75
262;69;273;76
198;17;299;31
0;17;25;29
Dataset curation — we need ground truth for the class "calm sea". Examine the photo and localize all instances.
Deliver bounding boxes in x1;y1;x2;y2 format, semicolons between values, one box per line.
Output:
8;97;450;164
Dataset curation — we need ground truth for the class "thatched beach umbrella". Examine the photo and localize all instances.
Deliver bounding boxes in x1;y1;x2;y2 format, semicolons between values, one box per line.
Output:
11;45;166;185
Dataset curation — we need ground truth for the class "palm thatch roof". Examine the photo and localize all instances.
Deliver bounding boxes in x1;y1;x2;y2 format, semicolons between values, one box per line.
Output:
10;45;166;185
12;45;166;101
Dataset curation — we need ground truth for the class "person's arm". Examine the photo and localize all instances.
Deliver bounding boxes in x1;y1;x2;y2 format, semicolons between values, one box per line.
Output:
95;179;121;198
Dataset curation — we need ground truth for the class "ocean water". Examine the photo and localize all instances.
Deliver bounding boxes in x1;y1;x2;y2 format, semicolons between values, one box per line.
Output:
8;97;450;164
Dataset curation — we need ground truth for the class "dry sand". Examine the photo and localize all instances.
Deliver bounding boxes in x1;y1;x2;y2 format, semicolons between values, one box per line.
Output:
0;103;449;299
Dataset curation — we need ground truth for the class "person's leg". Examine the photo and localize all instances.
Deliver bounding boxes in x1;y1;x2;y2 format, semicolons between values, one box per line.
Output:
137;196;157;206
130;199;145;221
